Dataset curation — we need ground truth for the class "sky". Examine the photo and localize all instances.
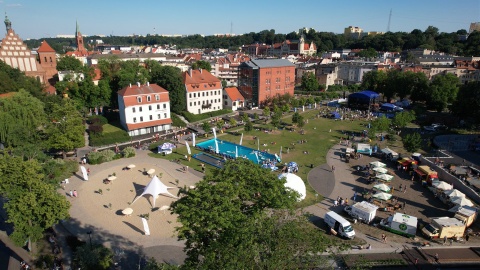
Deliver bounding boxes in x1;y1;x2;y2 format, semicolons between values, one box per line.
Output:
1;0;479;39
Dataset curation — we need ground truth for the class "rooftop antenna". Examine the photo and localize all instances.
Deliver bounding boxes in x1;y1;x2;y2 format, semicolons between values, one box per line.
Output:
387;9;392;32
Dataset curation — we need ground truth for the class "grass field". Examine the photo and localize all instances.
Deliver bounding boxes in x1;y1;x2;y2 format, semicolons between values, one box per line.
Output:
102;122;125;134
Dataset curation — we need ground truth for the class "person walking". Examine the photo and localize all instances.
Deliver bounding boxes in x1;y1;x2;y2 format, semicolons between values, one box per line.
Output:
87;168;90;176
381;233;386;243
403;186;407;193
434;253;439;262
69;190;73;197
449;238;453;246
334;199;338;207
443;235;447;245
399;184;403;191
466;234;470;242
332;165;335;172
73;190;78;197
353;191;357;202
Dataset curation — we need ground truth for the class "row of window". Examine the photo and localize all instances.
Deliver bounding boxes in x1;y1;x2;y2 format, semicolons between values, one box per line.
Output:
189;99;221;106
188;90;220;98
132;104;167;113
133;113;168;123
265;84;293;91
137;95;161;103
265;77;291;84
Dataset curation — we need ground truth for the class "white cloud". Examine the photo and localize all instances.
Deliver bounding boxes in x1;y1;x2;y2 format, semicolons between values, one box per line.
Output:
6;3;22;7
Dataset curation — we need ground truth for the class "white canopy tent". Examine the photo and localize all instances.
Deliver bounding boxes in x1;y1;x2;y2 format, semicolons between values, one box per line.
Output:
278;173;306;201
370;161;386;168
373;183;391;192
372;192;392;201
372;167;389;174
450;196;474;207
444;189;465;198
433;181;453;191
131;175;177;207
376;174;394;182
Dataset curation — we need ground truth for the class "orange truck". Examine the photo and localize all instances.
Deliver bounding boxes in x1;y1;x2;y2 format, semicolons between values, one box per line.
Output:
414;165;439;186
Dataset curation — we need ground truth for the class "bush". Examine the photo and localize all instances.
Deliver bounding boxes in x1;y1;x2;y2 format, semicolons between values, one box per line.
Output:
171;113;187;127
123;146;136;158
89;130;130;147
87;149;116;164
181;109;233;123
89;124;103;135
42;159;79;186
88;115;108;126
35;254;54;268
403;133;422;152
99;149;116;162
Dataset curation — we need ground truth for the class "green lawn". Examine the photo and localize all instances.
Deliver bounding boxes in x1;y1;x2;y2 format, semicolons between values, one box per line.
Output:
150;108;369;207
102;123;125;134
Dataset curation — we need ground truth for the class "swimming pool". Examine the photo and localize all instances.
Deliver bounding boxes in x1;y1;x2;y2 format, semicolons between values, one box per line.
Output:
196;139;279;164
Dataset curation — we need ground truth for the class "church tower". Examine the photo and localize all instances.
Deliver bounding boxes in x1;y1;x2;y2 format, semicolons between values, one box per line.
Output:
75;21;86;54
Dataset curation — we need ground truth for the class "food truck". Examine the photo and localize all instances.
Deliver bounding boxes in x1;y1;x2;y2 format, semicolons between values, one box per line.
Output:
414;165;439;186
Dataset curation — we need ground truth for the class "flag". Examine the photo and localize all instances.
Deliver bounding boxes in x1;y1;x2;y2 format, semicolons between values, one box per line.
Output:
192;133;196;147
255;151;259;163
239;133;243;145
142;218;150;236
212;127;217;139
257;137;260;151
215;139;219;154
235;146;238;158
280;146;283;159
80;166;88;181
185;141;191;155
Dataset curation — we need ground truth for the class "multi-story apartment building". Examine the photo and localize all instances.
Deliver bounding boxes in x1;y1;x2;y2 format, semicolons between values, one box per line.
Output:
211;53;250;86
336;62;377;84
117;82;172;136
183;68;223;115
238;59;295;107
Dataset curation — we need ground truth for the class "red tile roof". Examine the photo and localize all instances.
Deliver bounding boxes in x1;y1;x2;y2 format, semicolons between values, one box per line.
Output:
0;92;15;98
45;84;56;95
182;69;221;92
37;40;56;53
93;68;102;81
126;118;172;131
118;83;170;107
224;87;244;101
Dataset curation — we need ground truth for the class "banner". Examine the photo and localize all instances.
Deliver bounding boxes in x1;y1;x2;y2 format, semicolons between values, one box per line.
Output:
80;166;88;181
280;146;283;159
257;137;260;151
214;139;219;154
142;218;150;236
254;151;259;163
212;127;217;139
239;133;243;145
235;146;238;158
185;141;191;155
192;133;196;147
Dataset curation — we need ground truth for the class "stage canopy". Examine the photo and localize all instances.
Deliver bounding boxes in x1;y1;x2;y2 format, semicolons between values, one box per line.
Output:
132;175;177;207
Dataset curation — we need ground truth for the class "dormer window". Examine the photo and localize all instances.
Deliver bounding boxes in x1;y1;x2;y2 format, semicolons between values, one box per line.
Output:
155;95;159;101
147;96;151;102
137;97;142;103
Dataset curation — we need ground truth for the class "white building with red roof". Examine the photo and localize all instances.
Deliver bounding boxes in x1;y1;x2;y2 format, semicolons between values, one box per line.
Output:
223;87;245;111
117;82;172;136
183;68;223;115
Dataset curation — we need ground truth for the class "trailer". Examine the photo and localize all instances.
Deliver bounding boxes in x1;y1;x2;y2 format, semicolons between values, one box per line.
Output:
421;217;466;239
380;213;418;238
344;201;378;224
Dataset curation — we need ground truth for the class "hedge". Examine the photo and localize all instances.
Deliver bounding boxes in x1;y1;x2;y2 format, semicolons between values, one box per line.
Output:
181;109;233;123
89;130;131;147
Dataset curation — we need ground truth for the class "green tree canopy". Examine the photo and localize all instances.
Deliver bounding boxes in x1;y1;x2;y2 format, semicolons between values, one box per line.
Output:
171;158;298;266
427;73;459;112
146;60;186;113
357;47;378;58
301;72;319;92
56;55;84;72
403;133;422;152
451;81;480;123
392;111;416;128
191;60;212;72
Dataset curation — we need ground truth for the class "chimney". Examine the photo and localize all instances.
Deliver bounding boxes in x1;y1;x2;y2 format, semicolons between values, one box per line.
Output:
137;82;140;87
147;82;150;86
129;83;131;88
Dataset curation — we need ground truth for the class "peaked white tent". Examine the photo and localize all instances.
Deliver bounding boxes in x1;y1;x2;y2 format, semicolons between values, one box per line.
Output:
131;175;177;207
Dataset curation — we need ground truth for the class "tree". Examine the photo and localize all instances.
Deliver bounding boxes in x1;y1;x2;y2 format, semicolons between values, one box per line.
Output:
75;244;114;270
291;112;300;125
360;70;387;95
0;155;70;246
358;47;377;58
229;118;237;127
451;82;480;122
216;120;225;130
244;119;253;132
263;106;270;119
370;116;391;136
403;133;422;152
191;60;212;72
146;61;186;113
56;55;84;72
300;72;319;92
171;158;299;266
201;121;211;133
297;115;305;128
392;111;416;128
45;99;85;158
426;74;459;112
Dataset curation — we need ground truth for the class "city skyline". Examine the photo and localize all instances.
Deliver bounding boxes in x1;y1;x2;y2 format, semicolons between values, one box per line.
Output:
1;0;479;39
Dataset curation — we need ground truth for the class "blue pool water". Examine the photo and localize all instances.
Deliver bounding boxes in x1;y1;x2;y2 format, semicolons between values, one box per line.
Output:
196;139;279;164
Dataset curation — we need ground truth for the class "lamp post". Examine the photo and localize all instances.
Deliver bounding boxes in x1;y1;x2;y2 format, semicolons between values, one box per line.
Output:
86;231;93;249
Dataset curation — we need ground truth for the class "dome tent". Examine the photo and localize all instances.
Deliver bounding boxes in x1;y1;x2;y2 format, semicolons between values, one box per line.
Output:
278;173;306;201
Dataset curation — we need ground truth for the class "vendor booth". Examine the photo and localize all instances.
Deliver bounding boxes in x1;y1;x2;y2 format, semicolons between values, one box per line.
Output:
356;143;372;155
158;142;176;155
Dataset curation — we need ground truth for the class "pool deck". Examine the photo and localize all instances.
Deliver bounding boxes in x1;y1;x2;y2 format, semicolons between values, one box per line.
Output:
193;153;225;169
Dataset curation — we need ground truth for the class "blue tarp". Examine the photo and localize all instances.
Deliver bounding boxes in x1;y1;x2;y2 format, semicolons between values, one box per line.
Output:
381;103;396;111
349;90;379;99
330;112;341;119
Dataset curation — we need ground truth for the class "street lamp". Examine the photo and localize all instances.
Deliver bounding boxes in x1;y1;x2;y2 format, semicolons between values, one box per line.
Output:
86;231;93;249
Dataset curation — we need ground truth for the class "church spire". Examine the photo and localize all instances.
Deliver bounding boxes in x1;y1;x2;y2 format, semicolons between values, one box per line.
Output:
4;12;12;32
76;20;79;37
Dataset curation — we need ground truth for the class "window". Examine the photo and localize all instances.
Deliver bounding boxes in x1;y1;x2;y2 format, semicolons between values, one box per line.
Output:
157;104;160;110
44;57;47;63
137;97;142;103
49;57;52;62
194;93;196;98
194;101;196;106
132;107;136;113
147;96;151;102
163;104;166;109
140;117;144;122
139;107;143;112
224;101;228;105
164;113;167;118
233;101;236;106
155;95;160;101
149;115;153;120
158;114;161;119
149;105;152;111
206;92;209;96
133;117;137;123
202;92;205;97
190;102;192;106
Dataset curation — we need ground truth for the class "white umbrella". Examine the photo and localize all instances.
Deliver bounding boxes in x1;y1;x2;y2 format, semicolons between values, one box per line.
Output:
433;181;453;191
376;174;394;182
372;167;388;174
107;175;117;181
373;183;391;192
370;161;386;168
450;196;473;207
373;192;392;201
445;189;465;198
122;208;133;216
127;164;136;169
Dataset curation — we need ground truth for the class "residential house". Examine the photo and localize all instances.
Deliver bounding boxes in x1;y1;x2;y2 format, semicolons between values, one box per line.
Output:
223;87;245;111
238;59;295;107
183;68;223;115
117;82;172;136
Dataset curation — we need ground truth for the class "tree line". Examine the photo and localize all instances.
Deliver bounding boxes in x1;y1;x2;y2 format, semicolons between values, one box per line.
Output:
24;27;480;56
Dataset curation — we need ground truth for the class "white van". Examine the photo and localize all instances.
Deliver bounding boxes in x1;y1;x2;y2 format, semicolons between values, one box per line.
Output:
325;211;355;239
